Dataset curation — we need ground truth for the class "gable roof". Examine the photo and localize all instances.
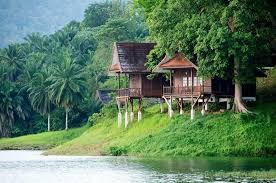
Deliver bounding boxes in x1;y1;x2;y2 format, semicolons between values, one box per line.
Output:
153;53;198;73
108;42;155;74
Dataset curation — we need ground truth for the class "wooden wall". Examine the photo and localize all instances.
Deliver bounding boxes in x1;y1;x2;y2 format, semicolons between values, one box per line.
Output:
173;69;192;87
211;77;256;97
142;74;163;97
129;74;142;89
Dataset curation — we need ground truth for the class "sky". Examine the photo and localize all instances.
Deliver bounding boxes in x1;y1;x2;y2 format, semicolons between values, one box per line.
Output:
0;0;105;47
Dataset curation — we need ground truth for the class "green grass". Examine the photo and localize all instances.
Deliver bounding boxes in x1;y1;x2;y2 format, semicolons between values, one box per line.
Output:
0;126;87;150
46;102;276;157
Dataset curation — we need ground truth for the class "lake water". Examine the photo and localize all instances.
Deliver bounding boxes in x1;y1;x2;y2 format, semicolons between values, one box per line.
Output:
0;151;275;183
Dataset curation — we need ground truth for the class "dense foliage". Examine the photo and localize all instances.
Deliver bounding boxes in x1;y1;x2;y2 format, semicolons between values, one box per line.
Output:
136;0;275;112
0;0;148;137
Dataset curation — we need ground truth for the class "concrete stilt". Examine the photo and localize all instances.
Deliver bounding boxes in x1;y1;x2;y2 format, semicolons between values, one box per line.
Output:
125;111;128;128
227;99;231;110
191;108;195;120
169;97;173;118
130;111;134;122
118;112;122;128
201;109;205;116
160;100;164;113
169;107;173;118
204;103;208;111
138;111;142;122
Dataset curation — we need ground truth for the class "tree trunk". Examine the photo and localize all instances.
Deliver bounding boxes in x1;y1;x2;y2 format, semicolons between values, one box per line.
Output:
233;57;248;113
65;108;68;130
47;113;50;132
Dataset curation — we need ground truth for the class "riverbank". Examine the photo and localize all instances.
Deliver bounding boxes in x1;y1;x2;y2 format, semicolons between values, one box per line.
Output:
1;68;275;156
0;102;275;156
45;101;276;157
0;126;87;150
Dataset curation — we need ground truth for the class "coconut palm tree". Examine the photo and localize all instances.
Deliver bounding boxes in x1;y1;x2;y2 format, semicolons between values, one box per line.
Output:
0;44;25;81
28;68;52;131
0;77;29;137
48;51;86;130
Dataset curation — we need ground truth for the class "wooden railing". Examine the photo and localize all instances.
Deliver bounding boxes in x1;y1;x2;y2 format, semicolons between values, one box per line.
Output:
163;85;211;96
117;88;142;97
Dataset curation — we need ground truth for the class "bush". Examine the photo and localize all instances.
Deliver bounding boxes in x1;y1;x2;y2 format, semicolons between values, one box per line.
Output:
108;146;127;156
87;113;101;127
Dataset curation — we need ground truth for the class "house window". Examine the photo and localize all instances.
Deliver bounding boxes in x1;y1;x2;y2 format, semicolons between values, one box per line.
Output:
183;77;188;87
192;77;203;86
198;77;203;85
183;76;203;86
188;77;192;86
193;77;198;86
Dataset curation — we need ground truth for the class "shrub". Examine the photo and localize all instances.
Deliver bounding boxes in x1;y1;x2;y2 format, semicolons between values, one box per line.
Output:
87;113;101;127
108;146;127;156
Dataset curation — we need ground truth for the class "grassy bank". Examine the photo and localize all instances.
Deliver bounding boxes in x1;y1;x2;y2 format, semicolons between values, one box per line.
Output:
46;102;276;157
2;67;276;156
0;126;87;150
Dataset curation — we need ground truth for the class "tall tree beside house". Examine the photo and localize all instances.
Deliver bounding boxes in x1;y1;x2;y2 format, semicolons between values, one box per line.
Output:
137;0;274;112
28;68;52;131
48;51;86;130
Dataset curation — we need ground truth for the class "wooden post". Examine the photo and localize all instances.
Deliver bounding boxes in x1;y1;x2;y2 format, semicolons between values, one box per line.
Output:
140;73;142;96
170;70;172;90
118;73;121;89
201;77;205;115
160;98;164;113
191;68;195;120
117;73;122;127
180;98;183;115
125;73;128;88
169;70;173;118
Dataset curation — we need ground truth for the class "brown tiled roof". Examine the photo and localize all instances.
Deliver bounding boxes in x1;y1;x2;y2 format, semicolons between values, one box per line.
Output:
109;42;155;74
109;63;121;72
153;53;197;72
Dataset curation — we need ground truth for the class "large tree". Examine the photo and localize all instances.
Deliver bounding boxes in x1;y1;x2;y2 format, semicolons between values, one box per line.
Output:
137;0;274;112
48;51;86;130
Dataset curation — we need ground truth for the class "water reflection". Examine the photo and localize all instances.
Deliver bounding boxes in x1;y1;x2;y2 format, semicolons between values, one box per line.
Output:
133;157;276;173
0;151;275;183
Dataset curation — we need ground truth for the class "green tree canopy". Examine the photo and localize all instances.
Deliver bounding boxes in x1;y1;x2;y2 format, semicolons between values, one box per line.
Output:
48;51;86;130
137;0;274;112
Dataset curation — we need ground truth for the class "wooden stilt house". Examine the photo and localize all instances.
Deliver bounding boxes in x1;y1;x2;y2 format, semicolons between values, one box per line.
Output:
108;42;165;127
153;53;259;119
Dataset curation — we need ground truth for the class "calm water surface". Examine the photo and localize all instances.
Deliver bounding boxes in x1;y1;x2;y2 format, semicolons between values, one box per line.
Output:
0;151;275;183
